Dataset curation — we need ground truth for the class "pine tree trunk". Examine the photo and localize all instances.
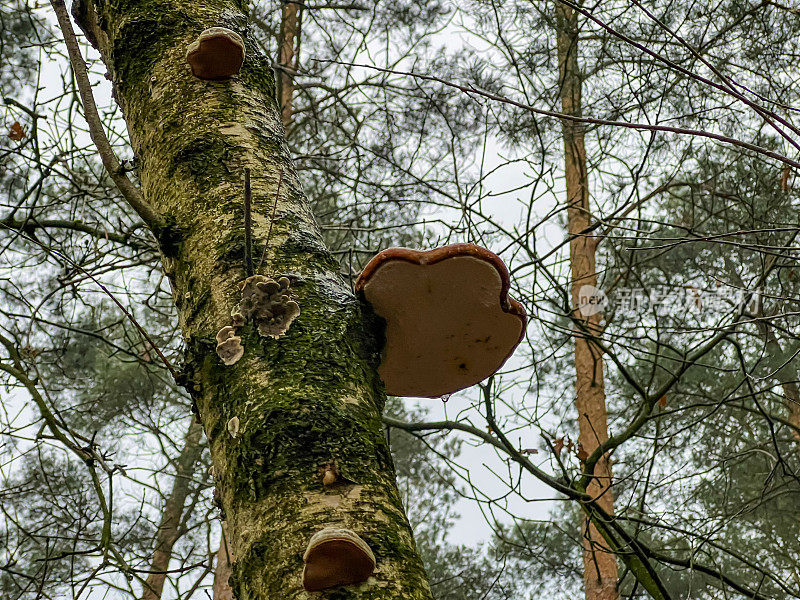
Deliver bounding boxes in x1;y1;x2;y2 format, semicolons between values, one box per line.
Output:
142;419;205;600
277;0;301;131
73;1;433;598
554;4;619;600
757;321;800;446
213;522;235;600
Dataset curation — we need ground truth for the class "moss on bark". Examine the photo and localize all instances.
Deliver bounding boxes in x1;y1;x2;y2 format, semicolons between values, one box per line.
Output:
76;1;434;597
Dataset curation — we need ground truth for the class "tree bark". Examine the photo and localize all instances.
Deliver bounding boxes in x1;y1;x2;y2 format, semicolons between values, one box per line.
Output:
757;319;800;446
277;0;301;131
141;419;205;600
73;1;433;598
554;4;619;600
213;522;235;600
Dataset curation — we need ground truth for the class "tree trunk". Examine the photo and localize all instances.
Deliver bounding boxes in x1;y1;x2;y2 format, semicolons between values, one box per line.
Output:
277;0;301;131
141;419;205;600
757;319;800;446
213;522;235;600
554;4;619;600
73;1;433;598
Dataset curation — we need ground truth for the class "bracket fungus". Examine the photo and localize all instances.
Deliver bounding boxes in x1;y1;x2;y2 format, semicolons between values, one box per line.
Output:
186;27;245;80
215;275;300;365
227;416;240;439
355;243;526;398
216;326;244;365
302;527;375;591
322;468;337;487
320;461;338;486
233;275;300;339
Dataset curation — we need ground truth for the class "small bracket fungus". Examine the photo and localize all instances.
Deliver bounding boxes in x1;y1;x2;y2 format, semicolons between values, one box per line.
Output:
227;416;240;439
186;27;245;80
216;326;244;365
233;275;300;339
322;469;337;486
355;243;527;398
321;462;338;486
302;527;376;591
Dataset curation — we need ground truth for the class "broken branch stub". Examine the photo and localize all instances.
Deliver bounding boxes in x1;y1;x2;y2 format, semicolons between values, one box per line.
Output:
355;243;526;398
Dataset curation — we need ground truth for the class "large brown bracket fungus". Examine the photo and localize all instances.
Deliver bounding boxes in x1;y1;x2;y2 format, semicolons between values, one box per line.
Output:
302;527;376;591
215;275;300;365
186;27;245;80
355;243;527;398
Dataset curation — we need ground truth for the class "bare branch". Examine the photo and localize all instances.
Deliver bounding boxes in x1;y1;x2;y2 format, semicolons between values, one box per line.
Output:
49;0;164;233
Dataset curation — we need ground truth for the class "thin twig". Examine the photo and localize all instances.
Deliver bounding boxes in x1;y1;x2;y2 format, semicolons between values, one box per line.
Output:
3;97;48;120
257;170;284;272
313;58;800;170
0;222;177;378
243;168;254;276
49;0;164;232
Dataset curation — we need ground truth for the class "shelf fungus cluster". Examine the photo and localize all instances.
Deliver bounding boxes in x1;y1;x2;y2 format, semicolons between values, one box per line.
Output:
355;243;526;398
302;527;376;592
233;275;300;337
186;27;245;80
215;275;300;365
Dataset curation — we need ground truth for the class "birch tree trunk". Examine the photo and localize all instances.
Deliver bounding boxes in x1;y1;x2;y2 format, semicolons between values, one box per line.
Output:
211;4;298;595
72;1;433;598
554;4;619;600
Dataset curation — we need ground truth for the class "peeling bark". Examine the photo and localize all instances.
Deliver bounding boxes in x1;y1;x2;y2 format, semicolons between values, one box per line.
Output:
74;1;432;597
554;4;619;600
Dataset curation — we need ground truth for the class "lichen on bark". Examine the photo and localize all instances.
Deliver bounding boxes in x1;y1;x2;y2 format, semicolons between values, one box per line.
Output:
74;0;433;597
